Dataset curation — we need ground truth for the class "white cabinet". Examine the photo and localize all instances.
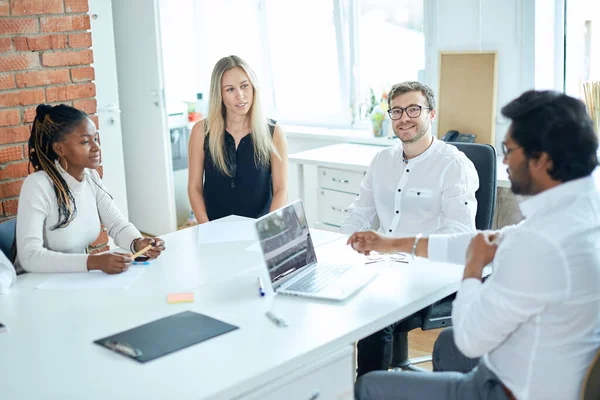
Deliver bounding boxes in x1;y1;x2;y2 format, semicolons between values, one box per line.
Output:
317;167;364;194
316;166;364;229
289;144;387;232
240;346;355;400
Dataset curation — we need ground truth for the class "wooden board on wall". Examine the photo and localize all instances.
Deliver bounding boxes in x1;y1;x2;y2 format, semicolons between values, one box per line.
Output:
437;52;498;145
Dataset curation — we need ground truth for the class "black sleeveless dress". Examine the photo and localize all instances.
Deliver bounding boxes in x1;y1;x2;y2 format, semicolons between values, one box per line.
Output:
203;121;275;221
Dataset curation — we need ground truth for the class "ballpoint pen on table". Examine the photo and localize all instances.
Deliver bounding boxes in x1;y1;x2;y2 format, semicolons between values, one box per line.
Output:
265;311;288;327
258;277;265;297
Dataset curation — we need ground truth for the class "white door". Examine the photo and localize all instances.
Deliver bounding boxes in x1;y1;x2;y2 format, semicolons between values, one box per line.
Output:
111;0;177;235
89;0;129;220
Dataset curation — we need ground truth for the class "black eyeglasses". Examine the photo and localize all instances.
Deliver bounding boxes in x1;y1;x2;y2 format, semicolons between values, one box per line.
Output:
501;142;521;157
387;105;430;120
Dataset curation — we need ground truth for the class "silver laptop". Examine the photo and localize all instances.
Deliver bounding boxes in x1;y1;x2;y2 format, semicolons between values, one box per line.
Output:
254;200;378;301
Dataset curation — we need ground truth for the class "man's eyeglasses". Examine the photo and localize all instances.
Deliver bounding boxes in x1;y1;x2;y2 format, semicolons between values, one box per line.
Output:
501;142;521;157
387;105;430;120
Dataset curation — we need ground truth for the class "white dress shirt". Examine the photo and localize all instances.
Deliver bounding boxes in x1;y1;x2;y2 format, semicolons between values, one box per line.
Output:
15;168;141;273
340;137;479;236
430;175;600;400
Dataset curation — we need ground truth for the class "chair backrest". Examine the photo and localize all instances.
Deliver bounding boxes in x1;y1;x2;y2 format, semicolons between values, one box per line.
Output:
448;142;497;230
581;348;600;400
0;217;16;261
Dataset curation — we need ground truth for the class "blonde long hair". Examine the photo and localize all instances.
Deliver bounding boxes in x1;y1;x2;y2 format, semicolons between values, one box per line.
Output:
206;55;279;176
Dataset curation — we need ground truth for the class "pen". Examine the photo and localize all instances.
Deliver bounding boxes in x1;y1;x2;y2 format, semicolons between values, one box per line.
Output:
265;311;288;327
132;261;150;265
258;277;265;297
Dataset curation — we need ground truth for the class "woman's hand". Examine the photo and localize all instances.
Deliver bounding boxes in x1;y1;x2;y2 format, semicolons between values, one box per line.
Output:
134;237;166;259
87;252;132;274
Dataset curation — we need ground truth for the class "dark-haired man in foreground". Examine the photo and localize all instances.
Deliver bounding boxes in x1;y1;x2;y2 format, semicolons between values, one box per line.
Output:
350;90;600;400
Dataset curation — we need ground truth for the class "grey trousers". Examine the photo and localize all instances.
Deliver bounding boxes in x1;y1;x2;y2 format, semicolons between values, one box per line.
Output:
355;328;509;400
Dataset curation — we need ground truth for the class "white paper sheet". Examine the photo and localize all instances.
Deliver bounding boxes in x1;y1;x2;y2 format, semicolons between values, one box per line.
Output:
197;220;257;244
35;267;145;290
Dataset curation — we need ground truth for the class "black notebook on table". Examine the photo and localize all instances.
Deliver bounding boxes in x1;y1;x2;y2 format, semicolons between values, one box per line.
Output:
94;311;238;363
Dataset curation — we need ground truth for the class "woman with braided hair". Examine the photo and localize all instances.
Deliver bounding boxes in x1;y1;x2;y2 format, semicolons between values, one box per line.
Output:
14;104;165;275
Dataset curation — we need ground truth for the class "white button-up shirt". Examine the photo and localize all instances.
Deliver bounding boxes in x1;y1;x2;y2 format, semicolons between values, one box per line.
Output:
430;175;600;400
340;137;479;236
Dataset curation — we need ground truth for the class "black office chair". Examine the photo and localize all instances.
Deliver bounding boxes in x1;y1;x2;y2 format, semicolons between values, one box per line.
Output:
0;217;16;261
392;143;497;371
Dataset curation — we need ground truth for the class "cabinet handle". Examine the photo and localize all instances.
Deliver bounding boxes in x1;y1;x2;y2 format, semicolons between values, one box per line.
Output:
331;206;349;213
332;178;349;183
307;391;320;400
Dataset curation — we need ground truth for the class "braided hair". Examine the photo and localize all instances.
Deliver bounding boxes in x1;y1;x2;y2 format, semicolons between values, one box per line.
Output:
28;104;89;230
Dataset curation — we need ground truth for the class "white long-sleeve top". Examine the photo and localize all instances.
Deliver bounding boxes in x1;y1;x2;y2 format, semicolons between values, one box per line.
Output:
15;168;141;273
429;176;600;400
0;251;15;293
340;137;479;237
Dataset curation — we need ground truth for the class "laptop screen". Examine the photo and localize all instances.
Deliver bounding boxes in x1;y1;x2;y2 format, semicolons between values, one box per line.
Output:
255;201;317;284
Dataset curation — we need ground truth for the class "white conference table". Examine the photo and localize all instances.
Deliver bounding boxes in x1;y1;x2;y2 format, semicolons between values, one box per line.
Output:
0;216;466;400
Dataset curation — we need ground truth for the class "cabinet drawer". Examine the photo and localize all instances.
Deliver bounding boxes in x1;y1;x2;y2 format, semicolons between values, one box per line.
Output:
242;346;354;400
318;189;358;227
318;167;364;194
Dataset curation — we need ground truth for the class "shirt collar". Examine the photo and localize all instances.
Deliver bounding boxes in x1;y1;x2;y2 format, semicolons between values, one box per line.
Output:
54;160;87;192
398;136;439;164
519;175;597;219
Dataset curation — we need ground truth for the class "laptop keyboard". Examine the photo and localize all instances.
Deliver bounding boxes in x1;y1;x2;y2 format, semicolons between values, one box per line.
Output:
286;263;352;293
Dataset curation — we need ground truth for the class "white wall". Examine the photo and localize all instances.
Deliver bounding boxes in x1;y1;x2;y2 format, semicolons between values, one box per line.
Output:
89;0;129;220
423;0;537;151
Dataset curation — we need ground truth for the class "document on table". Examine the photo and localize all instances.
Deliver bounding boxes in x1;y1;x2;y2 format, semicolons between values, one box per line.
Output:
36;267;145;290
197;219;256;244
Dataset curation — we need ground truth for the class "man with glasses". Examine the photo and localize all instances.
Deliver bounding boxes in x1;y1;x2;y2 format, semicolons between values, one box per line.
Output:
341;81;479;377
350;90;600;400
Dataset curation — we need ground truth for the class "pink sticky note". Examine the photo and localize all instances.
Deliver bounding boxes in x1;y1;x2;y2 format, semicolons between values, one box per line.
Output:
167;292;195;304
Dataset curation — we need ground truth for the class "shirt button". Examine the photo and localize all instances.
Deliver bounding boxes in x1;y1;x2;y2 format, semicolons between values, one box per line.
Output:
397;189;401;192
395;210;399;214
389;229;392;233
406;169;410;172
464;202;468;205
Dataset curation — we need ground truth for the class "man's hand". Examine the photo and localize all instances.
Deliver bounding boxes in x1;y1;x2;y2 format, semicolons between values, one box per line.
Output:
346;231;397;255
464;232;498;280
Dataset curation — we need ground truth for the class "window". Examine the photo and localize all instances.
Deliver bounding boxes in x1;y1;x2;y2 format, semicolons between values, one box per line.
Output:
159;0;425;129
564;0;600;97
263;0;346;125
355;0;425;118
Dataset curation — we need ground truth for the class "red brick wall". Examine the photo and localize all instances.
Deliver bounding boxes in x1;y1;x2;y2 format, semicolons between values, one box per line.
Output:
0;0;108;249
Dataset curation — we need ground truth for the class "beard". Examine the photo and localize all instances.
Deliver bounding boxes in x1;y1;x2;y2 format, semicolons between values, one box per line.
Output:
509;163;534;195
396;124;428;144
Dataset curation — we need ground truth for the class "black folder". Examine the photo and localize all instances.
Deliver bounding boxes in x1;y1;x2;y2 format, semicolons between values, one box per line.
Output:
94;311;238;363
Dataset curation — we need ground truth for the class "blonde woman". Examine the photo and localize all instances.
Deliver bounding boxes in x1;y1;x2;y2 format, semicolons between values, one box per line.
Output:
188;55;288;223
